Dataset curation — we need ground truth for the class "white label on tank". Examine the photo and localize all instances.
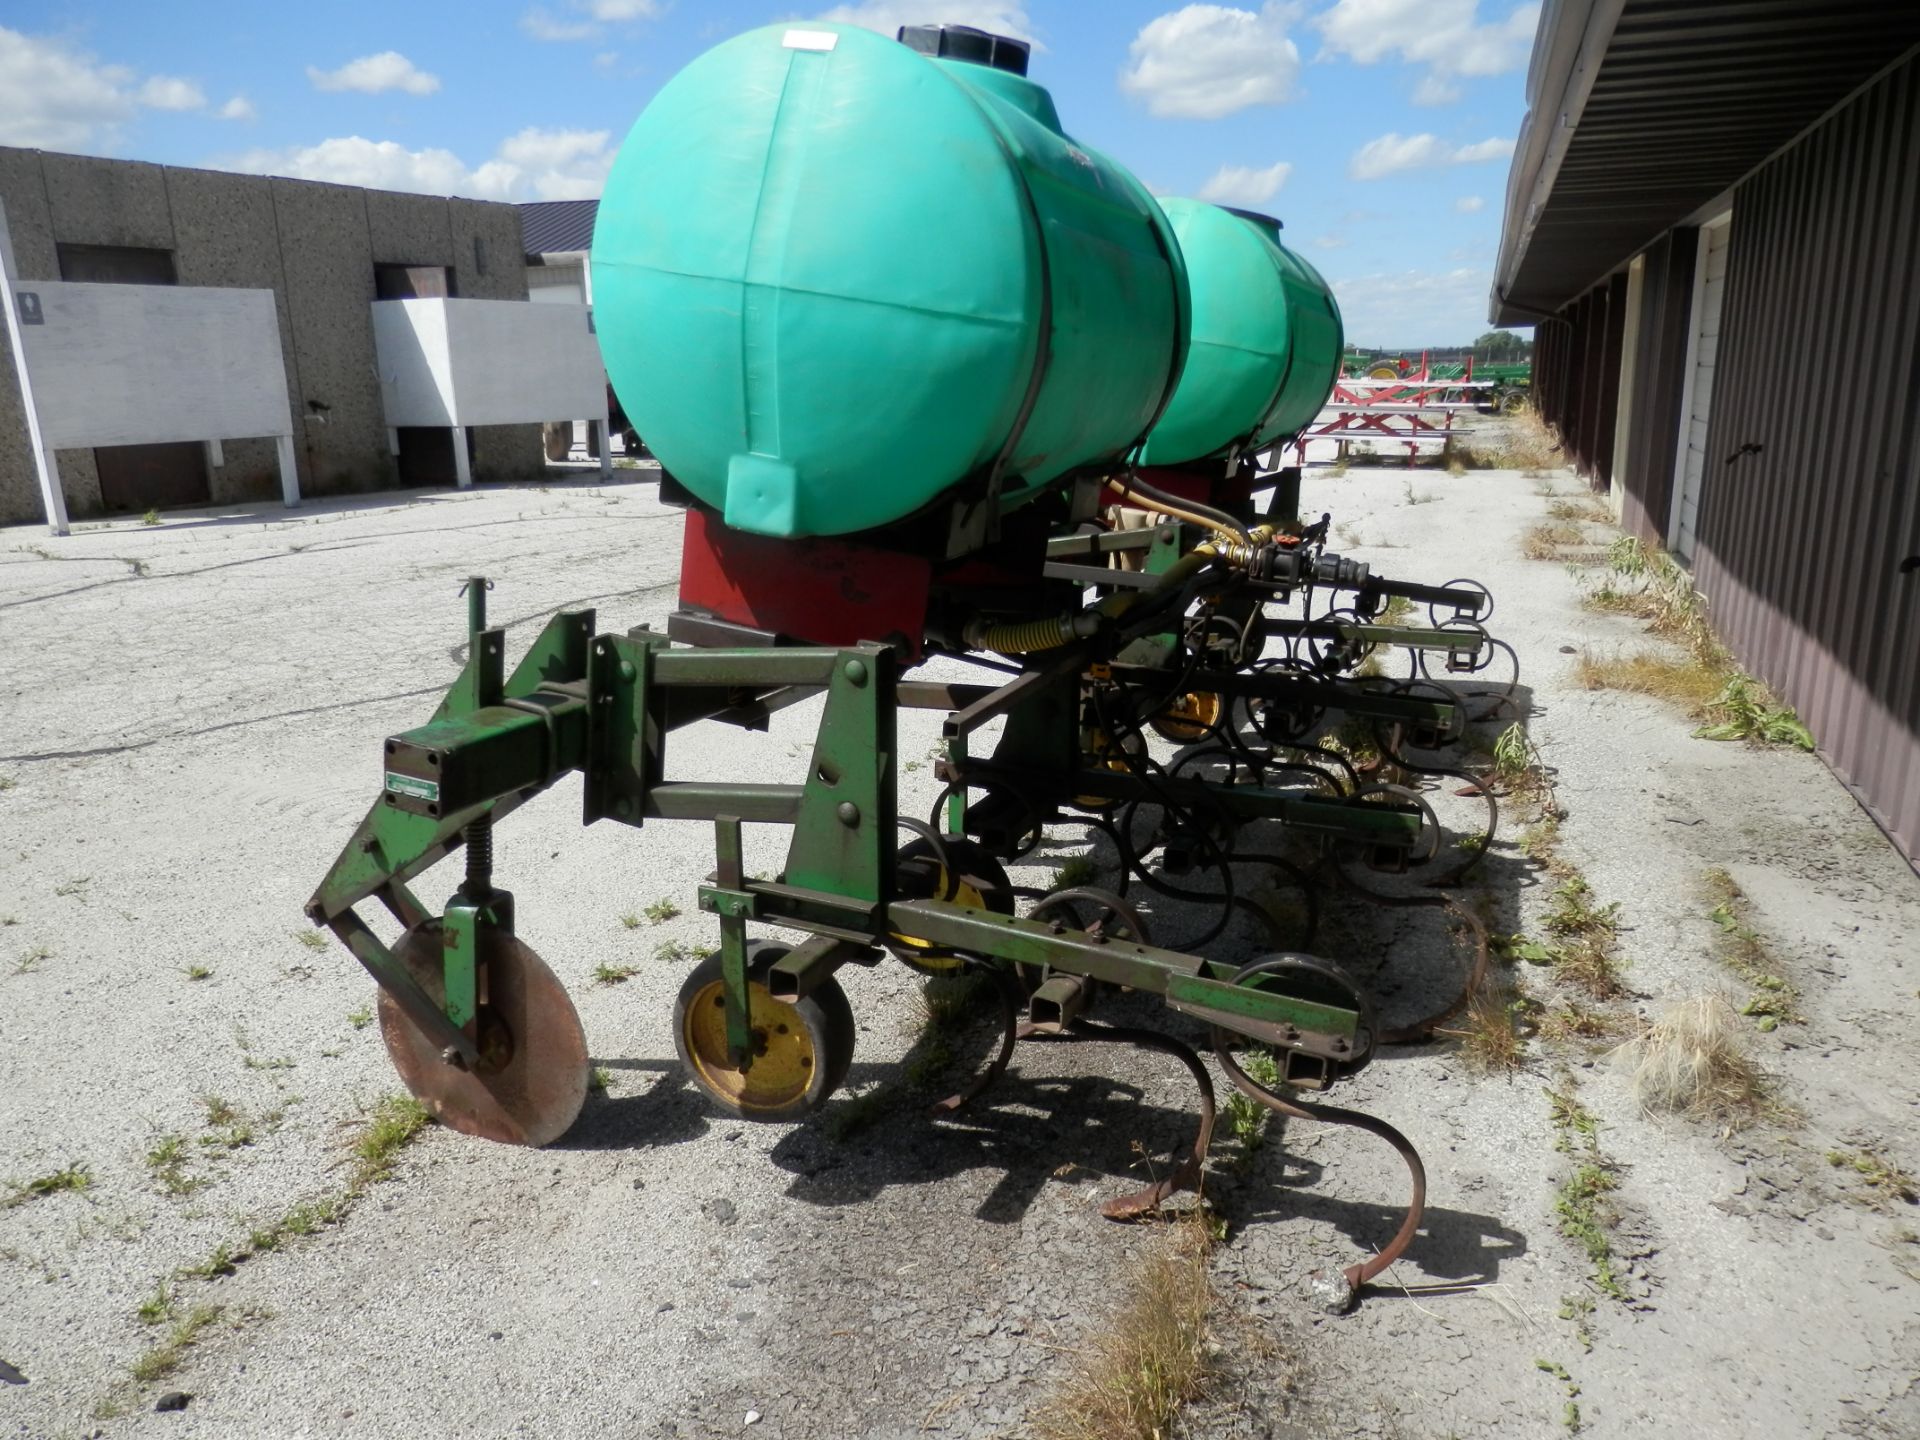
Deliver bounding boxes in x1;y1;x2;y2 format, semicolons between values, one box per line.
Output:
783;29;838;50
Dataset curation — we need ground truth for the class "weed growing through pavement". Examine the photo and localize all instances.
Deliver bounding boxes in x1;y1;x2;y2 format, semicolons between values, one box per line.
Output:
1403;481;1436;505
294;929;327;951
1047;855;1102;895
1224;1048;1284;1160
822;1085;893;1142
1545;1084;1627;1301
145;1136;202;1197
1826;1148;1918;1209
129;1304;221;1384
347;1006;373;1030
593;961;638;985
140;509;161;526
589;1066;611;1093
184;964;212;981
1;1166;91;1209
643;897;682;924
619;911;642;930
1702;868;1800;1029
653;940;691;963
1032;1212;1216;1440
1577;538;1813;749
1542;876;1624;999
1534;1358;1584;1433
136;1284;174;1325
13;944;50;974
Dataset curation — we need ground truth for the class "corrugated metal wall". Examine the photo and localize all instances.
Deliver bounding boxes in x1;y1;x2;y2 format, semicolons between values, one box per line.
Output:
1691;50;1920;861
1531;278;1620;491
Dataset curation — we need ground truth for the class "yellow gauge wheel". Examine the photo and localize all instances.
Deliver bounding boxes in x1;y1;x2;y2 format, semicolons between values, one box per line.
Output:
1076;726;1145;809
888;837;1015;974
1367;362;1403;380
671;946;854;1120
1149;690;1223;744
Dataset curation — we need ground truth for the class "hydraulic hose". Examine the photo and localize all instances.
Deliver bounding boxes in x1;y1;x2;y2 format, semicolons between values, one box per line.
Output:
1105;478;1244;544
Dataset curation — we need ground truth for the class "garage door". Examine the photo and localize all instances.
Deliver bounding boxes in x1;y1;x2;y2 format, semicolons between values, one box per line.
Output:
1670;215;1731;559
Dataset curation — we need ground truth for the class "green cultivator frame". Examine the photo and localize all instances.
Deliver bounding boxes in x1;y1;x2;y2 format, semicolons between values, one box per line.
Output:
308;574;1448;1304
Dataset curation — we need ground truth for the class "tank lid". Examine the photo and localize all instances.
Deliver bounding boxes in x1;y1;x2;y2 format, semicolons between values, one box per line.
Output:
897;23;1031;76
1224;207;1284;231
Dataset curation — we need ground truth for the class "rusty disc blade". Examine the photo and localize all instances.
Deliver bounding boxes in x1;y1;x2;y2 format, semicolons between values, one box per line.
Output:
379;921;588;1147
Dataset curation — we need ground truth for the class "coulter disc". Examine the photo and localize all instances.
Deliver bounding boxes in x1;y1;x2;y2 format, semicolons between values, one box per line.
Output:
379;921;589;1147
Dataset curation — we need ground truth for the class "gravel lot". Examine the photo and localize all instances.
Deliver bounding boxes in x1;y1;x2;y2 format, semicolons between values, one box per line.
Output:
1;453;1915;1439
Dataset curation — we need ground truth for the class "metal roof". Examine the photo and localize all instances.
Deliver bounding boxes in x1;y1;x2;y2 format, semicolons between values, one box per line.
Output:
519;198;599;258
1492;0;1920;323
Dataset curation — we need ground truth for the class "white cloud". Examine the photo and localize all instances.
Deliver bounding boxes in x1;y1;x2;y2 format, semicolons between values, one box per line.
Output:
816;2;1037;42
1349;131;1513;179
0;26;134;149
1452;137;1513;163
1195;160;1291;207
593;50;620;70
306;52;440;96
218;95;256;122
1120;4;1300;120
227;127;615;203
1331;266;1493;345
1454;194;1485;213
1313;233;1348;250
0;27;228;149
521;8;600;40
521;0;665;41
1317;0;1539;95
136;75;206;111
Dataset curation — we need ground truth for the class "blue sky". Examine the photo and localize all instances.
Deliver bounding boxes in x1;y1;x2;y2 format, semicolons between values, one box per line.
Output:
0;1;1539;344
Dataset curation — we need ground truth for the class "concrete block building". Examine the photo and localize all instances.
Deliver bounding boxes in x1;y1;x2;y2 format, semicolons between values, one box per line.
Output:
0;147;544;523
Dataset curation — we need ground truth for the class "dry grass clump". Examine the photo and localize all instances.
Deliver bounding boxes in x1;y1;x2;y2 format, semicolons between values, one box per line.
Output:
1033;1216;1215;1440
1547;496;1612;524
1522;521;1586;559
1475;405;1565;475
1577;540;1815;749
1452;980;1529;1072
1573;649;1725;710
1614;995;1769;1133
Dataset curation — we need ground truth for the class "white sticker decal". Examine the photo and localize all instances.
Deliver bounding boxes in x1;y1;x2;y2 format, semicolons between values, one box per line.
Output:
783;29;839;51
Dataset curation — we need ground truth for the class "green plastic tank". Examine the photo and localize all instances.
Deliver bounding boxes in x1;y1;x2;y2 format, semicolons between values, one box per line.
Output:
1136;202;1343;466
591;22;1190;540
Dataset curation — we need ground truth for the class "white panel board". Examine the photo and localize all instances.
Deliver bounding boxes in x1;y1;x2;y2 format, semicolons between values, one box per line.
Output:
1671;215;1732;560
15;281;294;448
372;298;604;429
371;300;456;427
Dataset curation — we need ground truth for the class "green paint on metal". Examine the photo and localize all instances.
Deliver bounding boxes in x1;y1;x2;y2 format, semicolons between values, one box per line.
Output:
1164;971;1357;1038
441;899;480;1030
713;818;754;1067
784;648;894;900
591;22;1188;538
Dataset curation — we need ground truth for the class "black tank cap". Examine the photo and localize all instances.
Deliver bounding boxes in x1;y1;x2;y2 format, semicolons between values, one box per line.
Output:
897;23;1032;76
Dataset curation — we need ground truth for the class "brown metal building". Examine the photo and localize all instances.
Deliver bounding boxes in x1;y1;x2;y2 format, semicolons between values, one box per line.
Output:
1493;0;1920;866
